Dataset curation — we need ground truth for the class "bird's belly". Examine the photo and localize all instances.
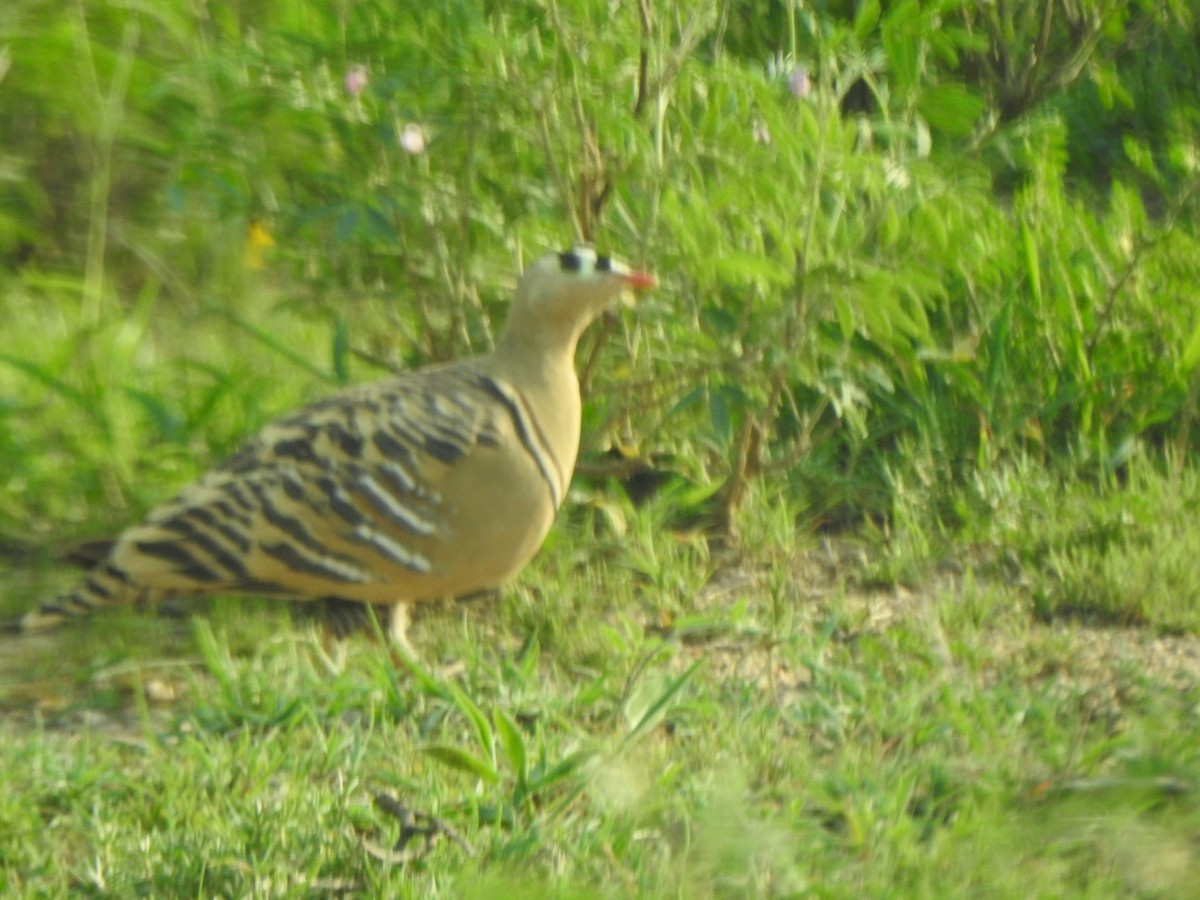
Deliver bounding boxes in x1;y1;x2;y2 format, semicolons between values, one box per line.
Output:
302;448;558;604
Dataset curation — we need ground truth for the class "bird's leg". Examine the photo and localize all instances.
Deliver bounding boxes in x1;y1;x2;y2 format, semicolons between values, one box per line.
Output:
387;601;417;658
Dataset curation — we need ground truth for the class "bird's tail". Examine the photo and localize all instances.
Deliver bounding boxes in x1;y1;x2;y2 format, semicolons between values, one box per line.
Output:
19;561;146;633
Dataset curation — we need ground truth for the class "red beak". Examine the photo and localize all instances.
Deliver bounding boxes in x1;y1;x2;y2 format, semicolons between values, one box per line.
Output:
621;270;657;291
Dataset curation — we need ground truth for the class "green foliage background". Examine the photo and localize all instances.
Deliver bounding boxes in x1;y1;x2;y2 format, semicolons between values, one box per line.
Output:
2;0;1199;542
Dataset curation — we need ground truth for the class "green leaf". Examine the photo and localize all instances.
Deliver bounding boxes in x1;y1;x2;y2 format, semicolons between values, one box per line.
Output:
365;204;399;241
709;387;732;444
835;295;857;339
675;477;725;510
880;0;921;91
1021;219;1042;305
383;630;447;695
669;386;705;419
0;354;99;423
526;747;599;794
622;658;703;746
1123;136;1160;182
335;207;360;243
985;295;1014;393
213;309;339;385
516;632;540;681
853;0;881;40
700;304;737;337
1179;317;1200;375
124;387;187;445
177;362;236;435
448;682;494;760
714;253;792;287
420;744;501;784
331;318;350;386
493;707;527;787
917;83;985;137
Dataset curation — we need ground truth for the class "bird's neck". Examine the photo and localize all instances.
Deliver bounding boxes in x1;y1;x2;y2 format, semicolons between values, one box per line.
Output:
488;314;586;485
492;305;595;386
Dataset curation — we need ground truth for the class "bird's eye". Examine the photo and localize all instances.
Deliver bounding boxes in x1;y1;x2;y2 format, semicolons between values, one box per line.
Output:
559;247;600;276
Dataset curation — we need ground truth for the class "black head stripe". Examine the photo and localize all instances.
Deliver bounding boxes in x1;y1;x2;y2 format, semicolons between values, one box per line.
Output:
558;248;608;274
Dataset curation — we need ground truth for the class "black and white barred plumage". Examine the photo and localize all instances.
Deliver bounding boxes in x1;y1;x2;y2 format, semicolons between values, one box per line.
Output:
20;248;655;646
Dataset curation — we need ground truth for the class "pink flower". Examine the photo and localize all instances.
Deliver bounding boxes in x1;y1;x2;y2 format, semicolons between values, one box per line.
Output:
344;64;368;97
788;67;809;99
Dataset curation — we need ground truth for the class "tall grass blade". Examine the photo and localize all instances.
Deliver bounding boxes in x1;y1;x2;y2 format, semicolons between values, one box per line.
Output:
213;309;339;385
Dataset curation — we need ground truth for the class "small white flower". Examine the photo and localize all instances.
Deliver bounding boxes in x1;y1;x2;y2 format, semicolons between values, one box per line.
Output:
399;123;427;154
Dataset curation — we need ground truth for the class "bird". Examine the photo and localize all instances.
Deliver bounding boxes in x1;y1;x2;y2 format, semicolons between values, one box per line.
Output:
18;247;656;648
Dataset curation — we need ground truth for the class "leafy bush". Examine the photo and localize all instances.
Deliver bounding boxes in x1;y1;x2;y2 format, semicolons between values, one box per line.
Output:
1;0;1198;545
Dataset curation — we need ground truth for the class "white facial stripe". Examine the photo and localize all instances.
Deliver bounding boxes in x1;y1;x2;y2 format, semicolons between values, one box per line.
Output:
573;246;597;274
559;247;599;277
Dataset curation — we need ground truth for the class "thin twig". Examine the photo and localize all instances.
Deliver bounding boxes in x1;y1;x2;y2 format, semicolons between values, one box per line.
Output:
366;793;476;864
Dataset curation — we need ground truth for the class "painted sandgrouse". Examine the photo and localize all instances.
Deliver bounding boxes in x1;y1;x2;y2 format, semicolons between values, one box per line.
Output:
20;247;655;646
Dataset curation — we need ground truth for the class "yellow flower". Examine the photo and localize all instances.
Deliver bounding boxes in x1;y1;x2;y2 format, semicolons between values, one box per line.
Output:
244;220;275;270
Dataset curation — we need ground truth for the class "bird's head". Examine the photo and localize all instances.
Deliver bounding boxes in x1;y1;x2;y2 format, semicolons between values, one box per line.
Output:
509;247;656;340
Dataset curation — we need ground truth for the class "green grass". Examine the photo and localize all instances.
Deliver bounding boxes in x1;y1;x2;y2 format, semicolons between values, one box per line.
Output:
4;464;1200;897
